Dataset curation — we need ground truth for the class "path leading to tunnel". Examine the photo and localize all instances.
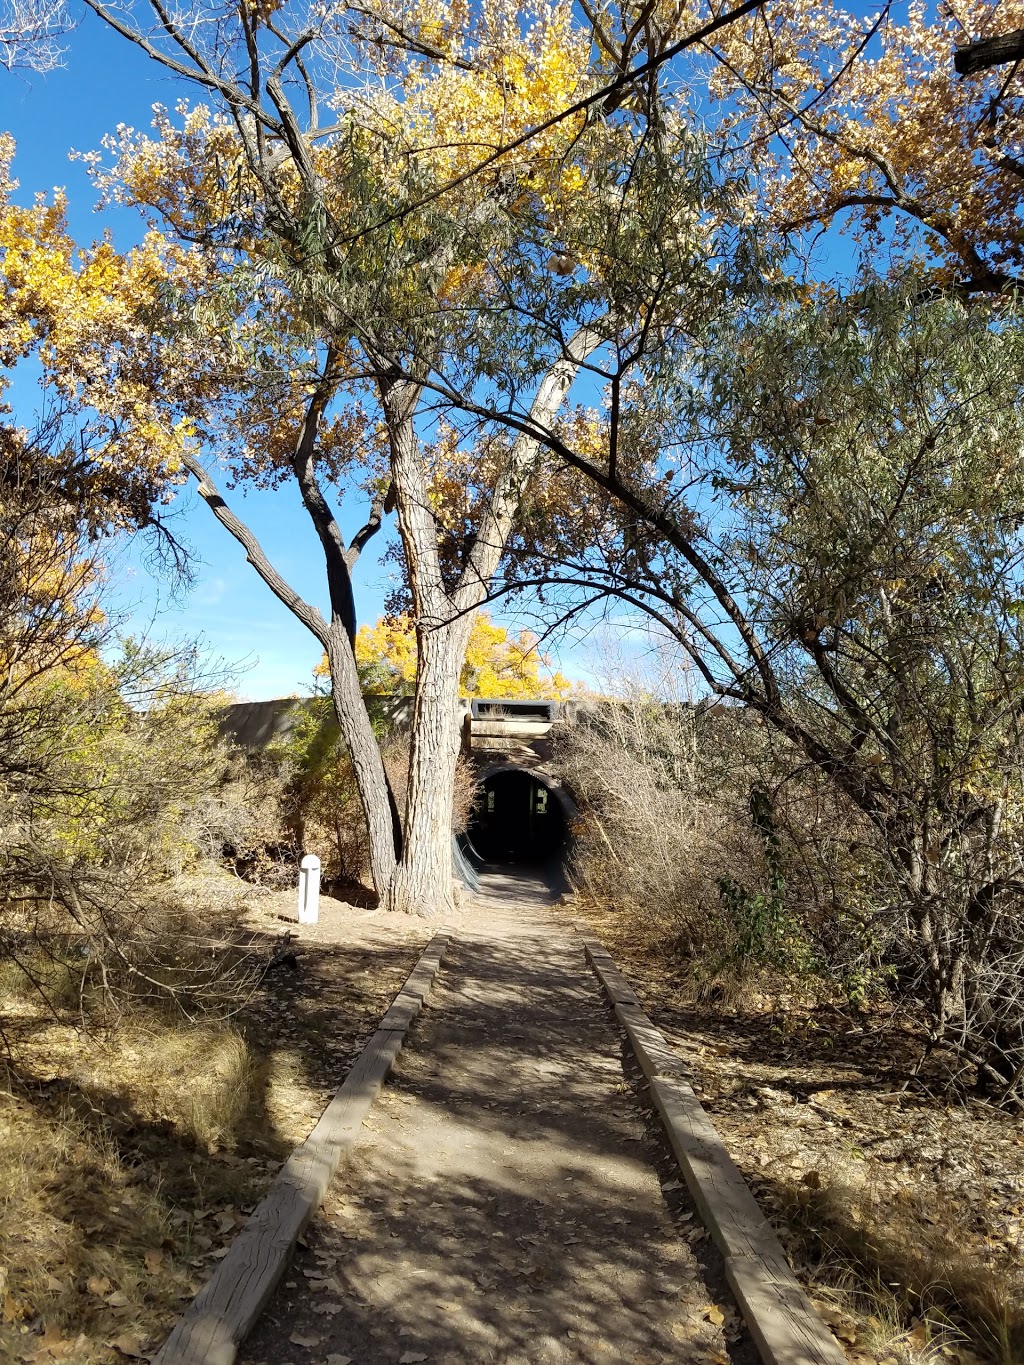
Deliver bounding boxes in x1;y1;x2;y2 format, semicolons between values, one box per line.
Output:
239;872;740;1365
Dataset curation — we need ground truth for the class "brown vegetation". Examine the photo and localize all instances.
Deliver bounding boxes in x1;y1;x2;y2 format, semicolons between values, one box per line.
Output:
0;868;425;1364
556;694;1023;1364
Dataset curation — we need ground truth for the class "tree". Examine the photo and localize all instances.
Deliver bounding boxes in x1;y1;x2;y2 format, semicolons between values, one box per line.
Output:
498;286;1024;1103
355;611;573;699
0;115;248;1005
64;0;749;915
0;0;71;73
705;0;1024;296
0;411;241;1010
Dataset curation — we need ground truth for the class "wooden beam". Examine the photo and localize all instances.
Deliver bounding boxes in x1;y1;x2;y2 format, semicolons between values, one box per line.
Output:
152;931;451;1365
581;936;848;1365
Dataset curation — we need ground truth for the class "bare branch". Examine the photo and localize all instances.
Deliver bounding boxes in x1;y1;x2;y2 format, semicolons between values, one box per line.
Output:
0;0;71;73
180;449;329;646
955;28;1024;76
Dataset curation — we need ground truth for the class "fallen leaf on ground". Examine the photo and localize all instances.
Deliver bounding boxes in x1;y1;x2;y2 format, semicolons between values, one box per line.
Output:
289;1332;321;1348
85;1276;111;1297
144;1249;163;1273
324;1356;352;1365
33;1323;79;1359
108;1334;145;1358
399;1354;428;1364
704;1305;725;1325
104;1291;130;1309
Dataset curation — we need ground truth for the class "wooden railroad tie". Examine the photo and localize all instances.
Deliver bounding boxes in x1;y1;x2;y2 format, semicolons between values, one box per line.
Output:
152;930;451;1365
579;930;848;1365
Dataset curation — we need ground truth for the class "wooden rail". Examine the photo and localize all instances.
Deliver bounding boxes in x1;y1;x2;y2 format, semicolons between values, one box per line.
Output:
152;931;450;1365
579;931;848;1365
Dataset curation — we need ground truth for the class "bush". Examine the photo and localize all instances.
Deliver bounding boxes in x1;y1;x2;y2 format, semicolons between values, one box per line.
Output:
554;684;901;1002
553;694;756;960
0;641;257;1013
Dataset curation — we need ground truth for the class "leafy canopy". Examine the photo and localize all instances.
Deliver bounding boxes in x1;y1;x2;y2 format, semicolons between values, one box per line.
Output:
352;612;573;698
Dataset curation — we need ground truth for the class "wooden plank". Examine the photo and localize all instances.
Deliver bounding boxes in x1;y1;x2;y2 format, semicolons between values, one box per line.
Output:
153;931;450;1365
582;940;642;1005
726;1256;848;1365
650;1075;792;1272
378;938;447;1030
582;935;848;1365
614;1002;690;1080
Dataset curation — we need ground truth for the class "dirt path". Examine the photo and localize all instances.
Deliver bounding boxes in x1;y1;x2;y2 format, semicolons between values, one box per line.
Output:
238;871;740;1365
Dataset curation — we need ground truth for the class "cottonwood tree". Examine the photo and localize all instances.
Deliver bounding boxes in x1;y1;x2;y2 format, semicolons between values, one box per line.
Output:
703;0;1024;296
64;0;756;913
0;159;242;1004
355;611;573;699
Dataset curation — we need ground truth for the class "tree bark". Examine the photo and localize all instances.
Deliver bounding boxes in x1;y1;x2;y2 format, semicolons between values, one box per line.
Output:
379;375;461;915
954;29;1024;76
324;623;398;899
384;613;473;915
379;332;601;915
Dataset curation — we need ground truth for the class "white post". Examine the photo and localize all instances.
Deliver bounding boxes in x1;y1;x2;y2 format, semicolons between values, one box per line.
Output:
297;854;321;924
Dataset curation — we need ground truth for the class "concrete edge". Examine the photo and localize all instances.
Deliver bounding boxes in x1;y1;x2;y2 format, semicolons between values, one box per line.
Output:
581;937;848;1365
152;930;451;1365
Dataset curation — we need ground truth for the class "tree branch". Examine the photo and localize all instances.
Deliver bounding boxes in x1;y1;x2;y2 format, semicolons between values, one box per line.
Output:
332;0;770;247
955;29;1024;76
347;481;393;567
287;373;360;644
180;449;328;645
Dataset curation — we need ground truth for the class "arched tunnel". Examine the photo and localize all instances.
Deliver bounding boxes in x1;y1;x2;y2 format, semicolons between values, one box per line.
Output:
464;767;570;868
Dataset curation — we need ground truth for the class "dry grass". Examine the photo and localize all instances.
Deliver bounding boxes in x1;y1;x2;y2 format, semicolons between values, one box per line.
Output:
783;1165;1024;1365
0;1004;310;1362
0;879;275;1362
0;1092;194;1363
0;1012;269;1364
571;894;1022;1365
0;863;428;1363
80;1022;257;1153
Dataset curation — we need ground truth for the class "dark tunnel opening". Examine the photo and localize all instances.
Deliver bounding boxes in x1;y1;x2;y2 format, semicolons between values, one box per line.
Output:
467;770;567;866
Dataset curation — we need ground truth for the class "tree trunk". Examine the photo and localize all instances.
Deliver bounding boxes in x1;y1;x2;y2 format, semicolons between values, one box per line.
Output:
384;612;473;916
324;623;398;901
378;333;600;914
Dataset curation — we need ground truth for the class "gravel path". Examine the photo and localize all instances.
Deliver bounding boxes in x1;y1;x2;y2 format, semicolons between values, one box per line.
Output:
239;871;736;1365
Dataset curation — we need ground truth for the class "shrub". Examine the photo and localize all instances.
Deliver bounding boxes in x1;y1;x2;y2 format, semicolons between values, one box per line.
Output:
554;680;900;1001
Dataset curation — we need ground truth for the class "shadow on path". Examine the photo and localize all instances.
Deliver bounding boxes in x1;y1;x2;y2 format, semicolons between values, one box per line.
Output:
240;872;751;1365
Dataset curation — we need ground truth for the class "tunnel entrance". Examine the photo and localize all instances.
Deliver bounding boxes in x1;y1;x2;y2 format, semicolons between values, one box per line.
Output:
468;770;566;865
